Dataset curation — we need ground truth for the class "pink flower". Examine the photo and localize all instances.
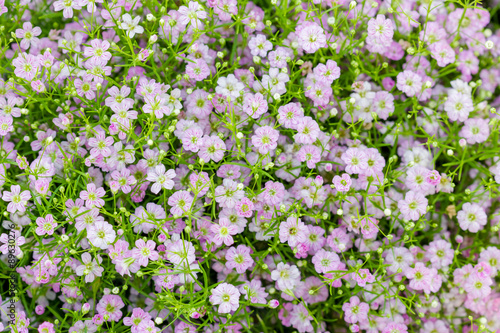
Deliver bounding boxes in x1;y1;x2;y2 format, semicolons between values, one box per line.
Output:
406;262;433;293
37;322;55;333
297;144;321;169
0;0;8;15
80;183;106;208
15;22;41;50
459;118;490;144
178;1;207;26
35;214;57;236
248;34;273;57
84;39;112;62
0;116;13;136
186;59;210;81
12;53;40;81
0;230;25;256
352;268;375;287
278;102;303;129
243;93;268;119
396;70;422;97
457;202;487;233
235;197;254;218
271;262;301;290
368;15;394;44
342;296;369;324
252;126;279;154
168;190;194;216
210;283;240;313
132;239;159;266
75;252;104;283
87;221;116;249
398;190;428;221
341;148;368;174
2;185;31;214
88;131;114;157
312;249;340;274
110;169;137;194
147;165;176;194
198;135;226;163
225;245;254;273
279;216;308;247
105;86;134;111
425;170;441;186
444;90;473;122
216;74;244;99
426;240;454;269
53;0;81;18
210;218;238;246
429;41;456;67
333;174;351;192
296;21;326;54
96;295;125;322
295;116;319;144
313;60;340;84
382;322;408;333
74;77;97;100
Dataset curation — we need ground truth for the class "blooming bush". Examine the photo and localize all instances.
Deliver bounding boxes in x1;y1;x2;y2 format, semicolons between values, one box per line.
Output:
1;0;500;332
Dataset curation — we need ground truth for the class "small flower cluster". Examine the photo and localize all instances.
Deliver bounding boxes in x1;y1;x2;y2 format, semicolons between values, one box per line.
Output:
0;0;500;332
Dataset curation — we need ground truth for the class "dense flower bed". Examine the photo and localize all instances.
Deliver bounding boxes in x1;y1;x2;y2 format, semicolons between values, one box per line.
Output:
1;0;500;332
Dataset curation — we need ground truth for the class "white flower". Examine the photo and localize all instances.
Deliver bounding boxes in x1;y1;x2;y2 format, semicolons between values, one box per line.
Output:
120;14;144;38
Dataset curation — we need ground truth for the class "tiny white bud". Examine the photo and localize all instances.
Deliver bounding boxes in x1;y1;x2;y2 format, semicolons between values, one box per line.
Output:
147;139;153;146
447;149;454;156
327;17;336;26
349;0;357;9
155;317;163;325
236;132;244;139
384;208;392;216
485;40;494;50
337;208;343;215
